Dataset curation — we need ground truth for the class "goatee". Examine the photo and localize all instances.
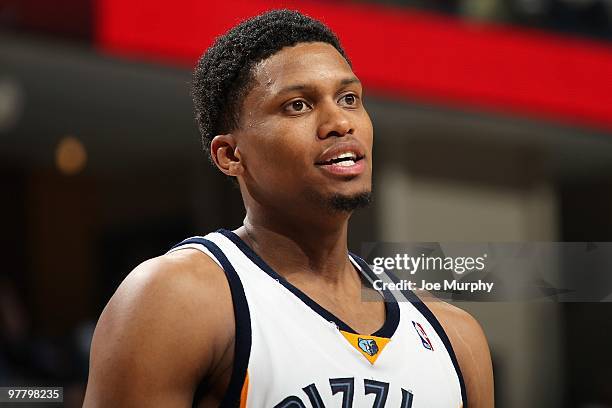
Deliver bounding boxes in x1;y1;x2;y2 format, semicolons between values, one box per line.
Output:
328;191;372;212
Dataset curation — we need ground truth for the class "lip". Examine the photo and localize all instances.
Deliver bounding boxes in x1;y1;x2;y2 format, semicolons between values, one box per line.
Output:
314;140;367;178
316;158;366;177
314;141;366;166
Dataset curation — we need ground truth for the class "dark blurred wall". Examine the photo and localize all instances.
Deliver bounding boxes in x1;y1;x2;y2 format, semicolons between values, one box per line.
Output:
561;181;612;406
26;170;98;335
0;0;92;41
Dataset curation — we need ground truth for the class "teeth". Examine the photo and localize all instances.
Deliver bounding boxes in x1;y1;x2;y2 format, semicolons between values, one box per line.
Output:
318;151;360;165
334;152;357;160
335;159;355;167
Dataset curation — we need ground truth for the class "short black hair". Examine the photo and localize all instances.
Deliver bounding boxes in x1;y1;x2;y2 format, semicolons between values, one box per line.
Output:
192;9;350;156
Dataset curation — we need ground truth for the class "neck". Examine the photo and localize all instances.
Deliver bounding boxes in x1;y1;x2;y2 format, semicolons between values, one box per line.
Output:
236;205;354;284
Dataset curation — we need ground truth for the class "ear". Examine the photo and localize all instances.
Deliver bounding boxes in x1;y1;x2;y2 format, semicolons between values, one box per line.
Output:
210;134;244;177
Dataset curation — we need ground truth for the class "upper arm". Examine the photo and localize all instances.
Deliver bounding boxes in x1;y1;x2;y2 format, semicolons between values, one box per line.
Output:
83;250;233;407
425;300;494;408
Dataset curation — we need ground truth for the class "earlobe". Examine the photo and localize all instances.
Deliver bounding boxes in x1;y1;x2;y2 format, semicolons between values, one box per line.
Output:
210;134;244;177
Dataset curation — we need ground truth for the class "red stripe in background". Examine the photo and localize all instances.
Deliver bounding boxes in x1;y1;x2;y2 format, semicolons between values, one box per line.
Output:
96;0;612;131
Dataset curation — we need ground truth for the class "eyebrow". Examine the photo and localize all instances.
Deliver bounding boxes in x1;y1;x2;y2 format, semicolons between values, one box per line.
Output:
275;77;361;96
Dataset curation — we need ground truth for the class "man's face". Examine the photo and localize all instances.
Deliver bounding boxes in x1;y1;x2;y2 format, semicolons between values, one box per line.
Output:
232;42;373;215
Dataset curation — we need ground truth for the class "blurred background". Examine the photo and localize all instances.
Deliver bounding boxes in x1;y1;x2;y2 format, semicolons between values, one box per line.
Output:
1;0;612;406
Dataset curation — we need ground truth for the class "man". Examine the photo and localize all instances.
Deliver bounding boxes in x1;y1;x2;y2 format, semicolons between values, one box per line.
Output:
84;9;494;407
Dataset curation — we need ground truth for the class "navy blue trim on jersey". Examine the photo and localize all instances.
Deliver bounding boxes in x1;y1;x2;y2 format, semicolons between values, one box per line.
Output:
386;270;469;408
218;229;399;339
171;237;251;408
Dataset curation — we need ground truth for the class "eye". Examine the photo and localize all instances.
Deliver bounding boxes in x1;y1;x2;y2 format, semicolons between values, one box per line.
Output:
284;99;312;114
339;93;358;107
292;101;306;111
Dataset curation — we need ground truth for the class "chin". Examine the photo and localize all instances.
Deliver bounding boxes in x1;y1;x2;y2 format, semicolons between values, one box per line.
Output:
327;190;372;212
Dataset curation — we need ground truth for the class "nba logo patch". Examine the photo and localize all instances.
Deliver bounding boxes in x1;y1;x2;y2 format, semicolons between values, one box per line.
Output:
412;321;434;351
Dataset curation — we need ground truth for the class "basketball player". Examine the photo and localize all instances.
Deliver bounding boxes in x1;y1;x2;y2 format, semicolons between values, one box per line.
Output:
84;10;494;407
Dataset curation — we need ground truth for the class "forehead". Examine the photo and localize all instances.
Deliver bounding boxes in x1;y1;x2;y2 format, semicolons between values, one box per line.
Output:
251;42;354;94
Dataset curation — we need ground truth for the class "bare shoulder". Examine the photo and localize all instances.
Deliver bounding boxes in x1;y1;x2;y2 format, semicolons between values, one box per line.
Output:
416;291;495;408
83;248;234;407
420;293;484;340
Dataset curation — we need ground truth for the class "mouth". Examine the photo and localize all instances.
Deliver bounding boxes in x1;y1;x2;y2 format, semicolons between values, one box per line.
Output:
315;151;365;167
315;146;367;179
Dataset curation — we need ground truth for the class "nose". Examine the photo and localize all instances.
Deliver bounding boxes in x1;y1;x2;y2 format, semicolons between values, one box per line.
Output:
317;102;354;139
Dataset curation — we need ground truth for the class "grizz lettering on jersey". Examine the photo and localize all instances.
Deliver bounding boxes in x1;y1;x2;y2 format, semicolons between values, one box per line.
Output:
274;377;414;408
170;230;467;408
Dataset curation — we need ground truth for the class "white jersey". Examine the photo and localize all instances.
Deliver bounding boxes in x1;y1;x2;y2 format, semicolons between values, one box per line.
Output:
170;229;467;408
